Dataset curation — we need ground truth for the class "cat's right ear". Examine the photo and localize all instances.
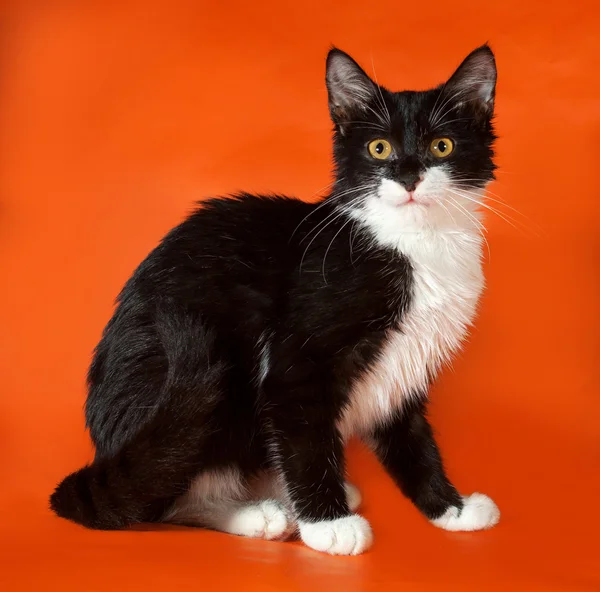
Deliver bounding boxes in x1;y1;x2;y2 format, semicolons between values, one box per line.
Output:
444;45;497;118
326;48;377;128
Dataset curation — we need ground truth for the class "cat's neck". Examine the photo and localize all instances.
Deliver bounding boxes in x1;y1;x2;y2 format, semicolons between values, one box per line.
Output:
347;200;485;260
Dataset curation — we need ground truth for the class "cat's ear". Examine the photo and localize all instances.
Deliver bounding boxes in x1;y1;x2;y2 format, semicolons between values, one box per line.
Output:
326;48;377;126
444;45;497;117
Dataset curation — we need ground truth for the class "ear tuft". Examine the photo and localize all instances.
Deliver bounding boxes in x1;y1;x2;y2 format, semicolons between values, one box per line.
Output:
445;44;497;115
326;48;377;124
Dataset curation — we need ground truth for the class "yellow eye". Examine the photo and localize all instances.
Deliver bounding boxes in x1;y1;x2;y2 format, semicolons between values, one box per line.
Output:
368;139;392;160
429;137;454;158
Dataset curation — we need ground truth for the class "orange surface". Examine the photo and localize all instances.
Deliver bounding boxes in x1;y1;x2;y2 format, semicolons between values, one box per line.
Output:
1;1;599;590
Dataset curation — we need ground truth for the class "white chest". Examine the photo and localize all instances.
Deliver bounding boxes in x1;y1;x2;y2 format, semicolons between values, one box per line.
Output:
338;231;484;440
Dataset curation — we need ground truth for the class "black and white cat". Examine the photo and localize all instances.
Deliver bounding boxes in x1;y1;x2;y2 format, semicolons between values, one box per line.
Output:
51;45;500;555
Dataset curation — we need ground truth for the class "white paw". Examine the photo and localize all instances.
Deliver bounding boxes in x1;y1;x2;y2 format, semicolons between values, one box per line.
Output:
225;500;291;540
299;514;373;556
345;482;362;512
431;493;500;532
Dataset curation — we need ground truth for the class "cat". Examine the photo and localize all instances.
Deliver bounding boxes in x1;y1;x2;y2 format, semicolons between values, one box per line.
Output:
50;45;501;556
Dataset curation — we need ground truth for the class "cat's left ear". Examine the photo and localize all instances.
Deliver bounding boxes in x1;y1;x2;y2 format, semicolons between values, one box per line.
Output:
444;44;497;117
326;48;378;127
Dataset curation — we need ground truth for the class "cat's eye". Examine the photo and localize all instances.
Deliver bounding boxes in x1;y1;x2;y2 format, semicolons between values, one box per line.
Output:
368;139;392;160
429;137;454;158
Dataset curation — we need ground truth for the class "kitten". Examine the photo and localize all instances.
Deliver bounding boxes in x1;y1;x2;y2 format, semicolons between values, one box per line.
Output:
50;45;500;555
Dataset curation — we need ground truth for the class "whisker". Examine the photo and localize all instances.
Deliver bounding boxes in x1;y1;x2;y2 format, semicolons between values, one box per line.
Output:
288;177;346;243
451;182;535;221
299;185;373;246
322;217;355;283
348;219;359;266
429;84;447;129
430;85;462;126
431;85;493;127
442;193;488;234
294;184;373;245
430;85;468;126
299;206;344;245
362;103;390;129
369;56;392;128
447;187;536;235
430;117;474;131
342;121;388;131
435;197;459;230
448;186;524;226
306;179;338;201
299;200;361;274
346;125;389;133
432;100;464;128
289;192;337;243
442;194;491;261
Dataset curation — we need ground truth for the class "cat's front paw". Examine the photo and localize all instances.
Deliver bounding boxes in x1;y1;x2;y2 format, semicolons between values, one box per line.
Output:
431;493;500;532
299;514;373;555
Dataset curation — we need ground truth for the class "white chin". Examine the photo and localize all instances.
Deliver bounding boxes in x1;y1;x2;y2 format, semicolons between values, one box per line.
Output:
398;200;430;208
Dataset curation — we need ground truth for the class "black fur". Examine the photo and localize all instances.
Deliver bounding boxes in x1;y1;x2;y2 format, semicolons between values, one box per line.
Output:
372;398;463;519
50;45;497;531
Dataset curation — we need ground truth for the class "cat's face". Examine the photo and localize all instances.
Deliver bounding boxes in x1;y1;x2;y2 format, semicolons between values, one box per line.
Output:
326;46;497;233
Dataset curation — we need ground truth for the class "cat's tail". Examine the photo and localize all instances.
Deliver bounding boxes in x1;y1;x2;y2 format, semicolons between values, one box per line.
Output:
50;462;136;529
49;380;221;529
49;373;223;529
50;306;227;530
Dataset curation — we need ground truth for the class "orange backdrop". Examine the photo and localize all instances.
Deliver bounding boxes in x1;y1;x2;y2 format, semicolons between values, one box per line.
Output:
1;1;599;590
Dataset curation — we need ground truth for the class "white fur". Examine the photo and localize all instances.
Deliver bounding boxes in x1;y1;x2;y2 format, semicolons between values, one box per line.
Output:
345;482;362;512
164;468;293;539
219;500;292;540
165;467;362;543
431;493;500;531
374;166;483;230
182;466;247;501
164;168;490;550
299;514;373;556
339;169;486;439
163;467;247;524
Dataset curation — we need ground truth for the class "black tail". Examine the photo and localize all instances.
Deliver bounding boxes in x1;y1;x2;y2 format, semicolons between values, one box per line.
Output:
50;463;136;529
49;383;225;529
49;392;220;529
50;303;228;529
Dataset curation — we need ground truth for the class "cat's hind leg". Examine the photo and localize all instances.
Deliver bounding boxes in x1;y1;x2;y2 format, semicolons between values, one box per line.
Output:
50;304;234;530
181;499;293;540
164;468;294;540
167;469;362;541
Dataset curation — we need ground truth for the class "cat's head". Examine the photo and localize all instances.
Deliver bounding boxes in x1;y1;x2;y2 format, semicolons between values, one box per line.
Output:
326;46;497;234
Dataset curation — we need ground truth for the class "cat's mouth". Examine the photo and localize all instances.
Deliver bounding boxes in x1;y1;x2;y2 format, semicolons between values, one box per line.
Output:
393;196;431;208
379;198;430;209
377;179;434;208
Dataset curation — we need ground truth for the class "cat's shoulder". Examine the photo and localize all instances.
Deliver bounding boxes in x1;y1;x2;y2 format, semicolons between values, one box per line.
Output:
150;193;318;262
180;193;313;238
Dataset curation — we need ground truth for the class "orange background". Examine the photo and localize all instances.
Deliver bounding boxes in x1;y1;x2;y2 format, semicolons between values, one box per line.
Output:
1;1;599;590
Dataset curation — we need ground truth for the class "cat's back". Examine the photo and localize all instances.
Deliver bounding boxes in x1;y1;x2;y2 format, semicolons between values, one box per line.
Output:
153;194;313;268
87;193;316;455
126;193;315;298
